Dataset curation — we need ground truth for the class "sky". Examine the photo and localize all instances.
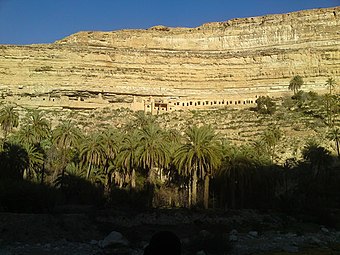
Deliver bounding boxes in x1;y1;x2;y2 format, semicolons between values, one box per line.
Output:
0;0;339;45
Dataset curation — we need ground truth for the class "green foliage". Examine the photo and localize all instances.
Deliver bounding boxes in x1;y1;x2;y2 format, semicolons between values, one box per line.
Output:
255;96;276;114
301;140;333;176
325;77;337;95
0;142;28;180
0;105;19;139
54;171;105;205
0;106;339;216
327;127;340;157
289;75;304;95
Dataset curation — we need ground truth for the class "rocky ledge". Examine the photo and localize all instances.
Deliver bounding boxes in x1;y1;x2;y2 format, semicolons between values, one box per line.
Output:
0;7;339;105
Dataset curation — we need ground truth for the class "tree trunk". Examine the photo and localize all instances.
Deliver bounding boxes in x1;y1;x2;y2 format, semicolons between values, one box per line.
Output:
40;163;45;184
131;169;136;188
192;170;198;206
336;139;340;158
86;162;92;179
188;182;192;208
203;174;210;209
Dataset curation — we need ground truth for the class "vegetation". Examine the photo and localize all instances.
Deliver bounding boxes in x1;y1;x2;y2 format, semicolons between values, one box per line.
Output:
289;75;304;95
255;96;276;114
0;88;339;226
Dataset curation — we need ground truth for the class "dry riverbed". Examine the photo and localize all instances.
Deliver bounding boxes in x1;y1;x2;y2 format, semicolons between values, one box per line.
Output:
0;209;339;255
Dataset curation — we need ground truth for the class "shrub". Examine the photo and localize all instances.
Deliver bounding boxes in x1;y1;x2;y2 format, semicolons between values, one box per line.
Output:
255;96;276;114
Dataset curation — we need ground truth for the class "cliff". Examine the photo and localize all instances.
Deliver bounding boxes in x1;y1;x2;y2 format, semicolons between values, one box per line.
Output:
0;7;339;102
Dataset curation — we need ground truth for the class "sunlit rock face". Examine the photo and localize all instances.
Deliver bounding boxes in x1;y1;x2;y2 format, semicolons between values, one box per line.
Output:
0;7;339;101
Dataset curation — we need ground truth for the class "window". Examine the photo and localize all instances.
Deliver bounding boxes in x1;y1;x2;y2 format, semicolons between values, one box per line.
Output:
190;101;192;105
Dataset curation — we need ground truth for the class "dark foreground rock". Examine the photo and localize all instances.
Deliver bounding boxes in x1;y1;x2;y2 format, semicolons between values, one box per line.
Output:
0;210;339;255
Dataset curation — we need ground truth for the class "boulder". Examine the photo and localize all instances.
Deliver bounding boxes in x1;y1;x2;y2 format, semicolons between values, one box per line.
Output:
100;231;129;248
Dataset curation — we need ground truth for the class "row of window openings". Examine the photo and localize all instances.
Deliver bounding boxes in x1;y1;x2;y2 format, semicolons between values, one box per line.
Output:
174;100;254;107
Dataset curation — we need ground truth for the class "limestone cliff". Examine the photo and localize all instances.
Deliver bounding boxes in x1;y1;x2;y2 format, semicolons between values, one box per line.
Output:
0;7;339;102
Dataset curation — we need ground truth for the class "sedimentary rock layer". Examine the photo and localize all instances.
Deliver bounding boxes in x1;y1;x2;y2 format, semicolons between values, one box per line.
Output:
0;7;339;99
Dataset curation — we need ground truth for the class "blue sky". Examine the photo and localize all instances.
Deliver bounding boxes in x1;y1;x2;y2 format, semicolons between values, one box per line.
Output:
0;0;339;45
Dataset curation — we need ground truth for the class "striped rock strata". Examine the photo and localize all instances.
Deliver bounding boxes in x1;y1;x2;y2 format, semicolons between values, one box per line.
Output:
0;7;339;109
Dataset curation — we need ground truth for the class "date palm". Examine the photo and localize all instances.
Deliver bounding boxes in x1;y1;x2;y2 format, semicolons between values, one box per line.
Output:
136;123;170;185
0;105;19;139
325;78;337;126
22;143;44;181
100;128;122;188
289;75;304;95
0;142;28;180
80;132;106;179
262;126;282;163
325;77;336;96
173;125;221;208
217;145;259;209
116;130;140;189
327;128;340;158
22;110;50;144
52;121;82;150
52;121;82;180
302;140;333;177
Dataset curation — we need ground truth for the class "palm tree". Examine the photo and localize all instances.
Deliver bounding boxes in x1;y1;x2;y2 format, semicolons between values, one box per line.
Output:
302;140;333;177
52;121;82;180
173;125;221;209
327;128;340;158
22;143;44;181
116;130;140;189
325;78;337;127
22;110;50;144
217;145;259;209
0;105;19;139
261;126;282;163
325;77;336;96
289;75;304;95
136;123;170;185
80;132;106;179
100;128;122;189
0;142;28;180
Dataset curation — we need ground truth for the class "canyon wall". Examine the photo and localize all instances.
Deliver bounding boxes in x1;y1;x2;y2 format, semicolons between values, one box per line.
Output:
0;7;339;104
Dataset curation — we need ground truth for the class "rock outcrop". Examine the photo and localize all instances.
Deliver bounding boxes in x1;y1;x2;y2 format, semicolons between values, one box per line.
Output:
0;7;339;106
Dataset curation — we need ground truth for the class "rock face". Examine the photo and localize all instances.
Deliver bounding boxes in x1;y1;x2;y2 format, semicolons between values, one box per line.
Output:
0;7;339;106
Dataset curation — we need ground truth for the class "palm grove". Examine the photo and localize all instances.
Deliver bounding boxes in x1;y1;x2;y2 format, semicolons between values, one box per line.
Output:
0;78;339;215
